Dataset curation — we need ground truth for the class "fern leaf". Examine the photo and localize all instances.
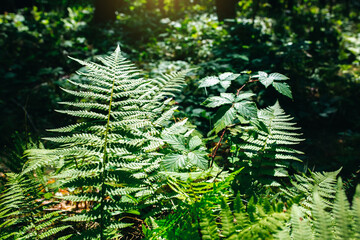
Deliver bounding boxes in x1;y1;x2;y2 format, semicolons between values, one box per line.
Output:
352;185;360;239
200;208;219;240
333;178;352;239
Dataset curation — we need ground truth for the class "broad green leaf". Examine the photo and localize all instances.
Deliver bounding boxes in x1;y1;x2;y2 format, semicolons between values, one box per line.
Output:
199;76;219;88
189;136;202;150
219;80;231;90
219;72;240;81
162;154;187;171
234;102;257;119
272;82;293;99
220;93;235;102
232;54;249;62
188;151;208;169
269;73;289;81
235;92;255;102
203;96;233;108
258;71;273;88
163;135;186;151
214;107;236;133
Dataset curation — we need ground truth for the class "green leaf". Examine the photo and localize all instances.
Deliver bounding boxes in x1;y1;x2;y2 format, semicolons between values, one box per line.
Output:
272;82;293;99
235;92;255;102
187;151;208;169
189;136;202;150
199;76;220;88
258;71;273;88
219;81;231;90
220;197;236;238
234;102;257;119
220;93;235;102
269;73;289;81
219;72;240;81
203;96;233;108
44;193;53;199
163;135;186;151
214;107;236;133
352;185;360;239
162;154;187;171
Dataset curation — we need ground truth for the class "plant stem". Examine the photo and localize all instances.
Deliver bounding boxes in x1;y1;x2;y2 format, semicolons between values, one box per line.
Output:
99;47;120;240
210;128;226;167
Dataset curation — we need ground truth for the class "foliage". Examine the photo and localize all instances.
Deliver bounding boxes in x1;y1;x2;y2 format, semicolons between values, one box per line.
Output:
3;46;188;239
278;178;360;240
1;0;360;238
0;173;70;240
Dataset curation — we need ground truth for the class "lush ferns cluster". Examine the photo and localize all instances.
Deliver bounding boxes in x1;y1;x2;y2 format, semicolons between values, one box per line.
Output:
1;46;190;239
278;176;360;239
1;46;359;240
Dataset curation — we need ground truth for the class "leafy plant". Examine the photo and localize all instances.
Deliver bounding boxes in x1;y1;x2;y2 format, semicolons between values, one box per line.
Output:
143;169;290;240
0;173;70;240
21;46;188;239
278;178;360;240
199;71;303;193
283;169;341;215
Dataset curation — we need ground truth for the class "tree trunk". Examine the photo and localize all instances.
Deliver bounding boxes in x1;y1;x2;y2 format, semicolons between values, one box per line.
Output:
158;0;165;15
215;0;238;22
174;0;180;13
146;0;155;11
93;0;117;23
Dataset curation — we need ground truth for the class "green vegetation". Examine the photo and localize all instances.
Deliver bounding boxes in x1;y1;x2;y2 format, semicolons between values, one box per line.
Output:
1;0;359;239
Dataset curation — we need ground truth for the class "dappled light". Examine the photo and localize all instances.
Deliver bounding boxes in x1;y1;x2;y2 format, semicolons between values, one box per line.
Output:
0;0;360;239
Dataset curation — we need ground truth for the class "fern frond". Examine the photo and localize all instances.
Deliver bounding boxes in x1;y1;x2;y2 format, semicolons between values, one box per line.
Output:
22;45;188;239
333;178;352;239
283;168;340;215
237;101;303;189
352;185;360;239
200;207;219;240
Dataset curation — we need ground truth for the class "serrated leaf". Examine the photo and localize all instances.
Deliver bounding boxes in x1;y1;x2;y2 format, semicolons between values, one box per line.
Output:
199;76;220;88
235;92;255;102
258;71;273;88
220;80;231;90
163;135;186;151
162;154;187;171
188;151;208;169
219;72;240;81
234;102;257;119
203;96;233;108
272;82;293;99
189;136;202;150
220;93;235;102
269;73;289;81
214;107;236;133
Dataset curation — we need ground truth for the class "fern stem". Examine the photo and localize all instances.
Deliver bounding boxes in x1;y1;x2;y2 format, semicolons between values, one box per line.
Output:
99;46;120;240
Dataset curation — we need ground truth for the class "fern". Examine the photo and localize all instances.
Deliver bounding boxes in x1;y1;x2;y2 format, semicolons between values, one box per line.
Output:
0;174;70;240
21;46;188;239
283;168;341;215
201;71;301;191
197;193;289;239
143;169;290;240
278;177;360;240
234;101;304;190
143;168;240;239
